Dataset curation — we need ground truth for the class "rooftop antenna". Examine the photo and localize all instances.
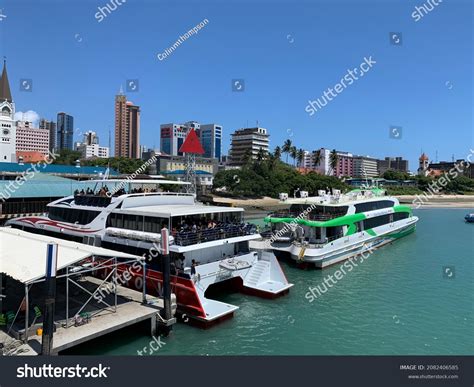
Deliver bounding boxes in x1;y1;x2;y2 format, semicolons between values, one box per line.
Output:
435;150;438;163
452;154;454;162
256;120;259;127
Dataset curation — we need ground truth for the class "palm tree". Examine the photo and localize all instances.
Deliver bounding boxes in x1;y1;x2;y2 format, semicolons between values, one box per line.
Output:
282;139;292;164
311;149;322;170
297;148;305;168
256;147;266;162
329;149;338;176
242;149;253;166
274;146;282;160
290;146;298;167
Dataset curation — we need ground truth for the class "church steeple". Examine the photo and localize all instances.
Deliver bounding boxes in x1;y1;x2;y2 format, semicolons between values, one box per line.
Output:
0;58;12;103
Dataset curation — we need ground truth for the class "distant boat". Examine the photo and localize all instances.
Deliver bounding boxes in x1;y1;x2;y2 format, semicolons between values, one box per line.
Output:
465;213;474;223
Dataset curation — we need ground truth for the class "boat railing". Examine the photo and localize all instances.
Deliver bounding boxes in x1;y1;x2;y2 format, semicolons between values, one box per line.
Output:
268;211;301;218
173;223;257;246
307;213;345;221
268;211;344;221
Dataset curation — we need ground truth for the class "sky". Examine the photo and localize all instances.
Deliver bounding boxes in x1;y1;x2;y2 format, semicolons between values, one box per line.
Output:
0;0;472;172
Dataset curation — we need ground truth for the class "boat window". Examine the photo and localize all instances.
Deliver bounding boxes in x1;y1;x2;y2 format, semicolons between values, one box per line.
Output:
144;216;168;233
325;226;344;241
363;214;392;229
107;213;168;232
392;212;409;221
48;207;99;225
288;205;348;220
354;200;394;213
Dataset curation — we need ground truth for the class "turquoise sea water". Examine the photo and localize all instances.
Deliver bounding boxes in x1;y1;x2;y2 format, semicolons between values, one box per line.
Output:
70;209;474;355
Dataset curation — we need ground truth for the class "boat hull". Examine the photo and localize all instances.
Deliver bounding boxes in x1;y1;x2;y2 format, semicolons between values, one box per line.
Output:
267;217;418;268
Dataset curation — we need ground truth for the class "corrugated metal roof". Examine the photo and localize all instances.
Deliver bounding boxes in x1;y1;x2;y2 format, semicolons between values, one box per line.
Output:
0;162;118;176
0;174;100;199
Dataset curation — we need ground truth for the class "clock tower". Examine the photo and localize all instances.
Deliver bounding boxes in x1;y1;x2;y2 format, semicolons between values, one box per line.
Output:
0;59;16;162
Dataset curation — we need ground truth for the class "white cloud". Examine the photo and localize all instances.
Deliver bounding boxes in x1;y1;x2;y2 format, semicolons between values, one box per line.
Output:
14;110;40;126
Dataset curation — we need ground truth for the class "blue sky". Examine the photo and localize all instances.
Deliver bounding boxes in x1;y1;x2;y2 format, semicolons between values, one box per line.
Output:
0;0;472;171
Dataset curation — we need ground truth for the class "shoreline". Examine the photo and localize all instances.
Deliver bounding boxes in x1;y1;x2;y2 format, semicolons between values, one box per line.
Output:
211;195;474;211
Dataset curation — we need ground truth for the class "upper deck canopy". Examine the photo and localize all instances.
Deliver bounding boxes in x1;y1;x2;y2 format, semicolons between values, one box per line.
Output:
87;179;190;185
116;204;244;218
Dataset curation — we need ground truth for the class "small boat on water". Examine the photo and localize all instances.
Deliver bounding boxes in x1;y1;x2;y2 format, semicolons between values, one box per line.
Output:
464;213;474;223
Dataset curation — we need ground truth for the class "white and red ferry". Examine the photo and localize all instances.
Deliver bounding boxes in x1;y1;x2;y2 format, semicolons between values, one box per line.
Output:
6;179;292;327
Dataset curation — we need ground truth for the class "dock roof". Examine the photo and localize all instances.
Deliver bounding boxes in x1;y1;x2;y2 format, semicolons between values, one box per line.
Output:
0;228;142;284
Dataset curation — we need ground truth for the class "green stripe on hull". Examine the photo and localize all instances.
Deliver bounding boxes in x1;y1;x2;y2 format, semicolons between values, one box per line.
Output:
384;224;416;239
366;229;377;237
265;205;412;228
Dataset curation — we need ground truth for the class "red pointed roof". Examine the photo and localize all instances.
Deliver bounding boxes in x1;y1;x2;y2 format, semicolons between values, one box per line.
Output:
179;129;205;155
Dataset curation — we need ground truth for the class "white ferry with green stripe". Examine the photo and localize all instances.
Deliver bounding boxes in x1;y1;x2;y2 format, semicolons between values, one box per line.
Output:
262;188;418;268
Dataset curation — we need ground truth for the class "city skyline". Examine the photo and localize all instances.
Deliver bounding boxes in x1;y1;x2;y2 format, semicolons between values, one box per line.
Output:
0;0;471;171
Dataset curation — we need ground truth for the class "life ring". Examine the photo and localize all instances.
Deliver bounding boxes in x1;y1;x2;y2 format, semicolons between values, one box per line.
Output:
134;276;143;290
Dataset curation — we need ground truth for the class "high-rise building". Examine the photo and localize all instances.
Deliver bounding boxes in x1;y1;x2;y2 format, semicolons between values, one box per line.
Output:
82;130;99;146
114;88;140;158
56;112;74;151
159;121;202;157
353;155;379;178
0;60;16;163
39;118;57;152
199;124;222;161
334;151;354;177
377;156;409;175
75;131;109;159
15;120;49;155
228;127;269;166
160;123;189;156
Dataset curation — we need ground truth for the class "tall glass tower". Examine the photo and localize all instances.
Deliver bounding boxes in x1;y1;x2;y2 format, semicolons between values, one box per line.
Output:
56;112;74;151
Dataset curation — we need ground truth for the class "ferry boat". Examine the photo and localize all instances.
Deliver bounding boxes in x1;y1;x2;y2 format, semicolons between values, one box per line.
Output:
5;180;292;327
259;187;418;268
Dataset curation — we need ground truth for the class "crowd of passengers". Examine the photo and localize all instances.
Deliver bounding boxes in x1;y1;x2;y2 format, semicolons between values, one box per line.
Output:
74;186;161;197
172;219;257;246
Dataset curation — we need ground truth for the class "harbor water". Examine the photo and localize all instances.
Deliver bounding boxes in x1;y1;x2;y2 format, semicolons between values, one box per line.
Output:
68;208;473;355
